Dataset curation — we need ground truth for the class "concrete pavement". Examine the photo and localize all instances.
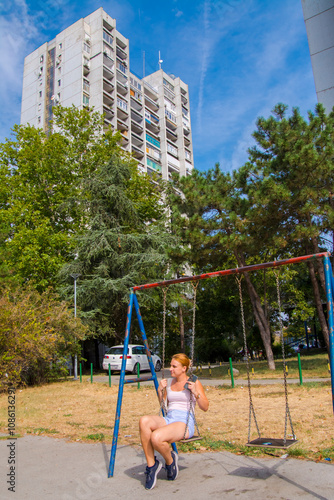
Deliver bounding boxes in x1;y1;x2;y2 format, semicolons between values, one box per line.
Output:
0;435;333;499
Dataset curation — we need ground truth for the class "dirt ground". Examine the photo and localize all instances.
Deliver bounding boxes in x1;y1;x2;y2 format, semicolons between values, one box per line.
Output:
1;380;333;461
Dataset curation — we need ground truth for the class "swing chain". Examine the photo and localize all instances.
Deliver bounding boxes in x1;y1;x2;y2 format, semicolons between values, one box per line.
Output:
190;281;199;376
274;272;296;443
160;286;169;415
236;275;261;442
183;280;200;441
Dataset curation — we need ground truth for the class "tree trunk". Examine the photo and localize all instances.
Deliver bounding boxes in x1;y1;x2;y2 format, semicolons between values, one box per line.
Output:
235;251;276;370
178;304;185;353
308;261;330;351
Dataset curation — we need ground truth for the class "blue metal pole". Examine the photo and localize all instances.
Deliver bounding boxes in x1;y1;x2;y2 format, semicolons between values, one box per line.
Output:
323;255;334;415
133;293;177;454
108;291;134;478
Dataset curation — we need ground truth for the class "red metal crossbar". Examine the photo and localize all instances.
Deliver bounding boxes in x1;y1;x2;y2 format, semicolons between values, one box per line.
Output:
132;252;329;291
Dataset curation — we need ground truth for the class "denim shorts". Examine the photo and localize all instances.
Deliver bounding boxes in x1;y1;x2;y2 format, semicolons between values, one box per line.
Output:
163;410;195;438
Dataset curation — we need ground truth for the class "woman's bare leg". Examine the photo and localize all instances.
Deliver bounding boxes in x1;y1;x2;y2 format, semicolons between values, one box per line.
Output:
151;422;189;465
139;415;166;466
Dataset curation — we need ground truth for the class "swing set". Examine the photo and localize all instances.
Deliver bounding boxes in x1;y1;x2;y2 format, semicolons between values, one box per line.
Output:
108;252;334;477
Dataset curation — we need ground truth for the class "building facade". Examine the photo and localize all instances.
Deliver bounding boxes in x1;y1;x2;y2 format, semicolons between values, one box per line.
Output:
20;7;194;180
302;0;334;113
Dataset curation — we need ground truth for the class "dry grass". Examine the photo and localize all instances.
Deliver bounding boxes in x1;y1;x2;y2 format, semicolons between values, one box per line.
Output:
0;379;333;461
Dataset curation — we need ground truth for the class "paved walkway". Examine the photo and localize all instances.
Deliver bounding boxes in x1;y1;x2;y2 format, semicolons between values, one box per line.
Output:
0;435;333;499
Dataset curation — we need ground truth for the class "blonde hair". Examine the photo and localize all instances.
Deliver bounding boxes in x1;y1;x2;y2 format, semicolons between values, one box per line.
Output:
172;353;191;371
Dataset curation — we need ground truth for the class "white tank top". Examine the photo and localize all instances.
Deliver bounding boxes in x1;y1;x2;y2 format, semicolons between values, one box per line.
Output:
166;378;196;412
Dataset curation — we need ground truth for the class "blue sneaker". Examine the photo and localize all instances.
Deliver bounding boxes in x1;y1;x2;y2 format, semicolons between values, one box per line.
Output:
166;451;178;481
145;457;162;490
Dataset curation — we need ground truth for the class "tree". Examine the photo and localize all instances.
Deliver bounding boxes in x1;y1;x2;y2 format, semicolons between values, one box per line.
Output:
59;151;174;346
167;166;277;369
0;106;121;291
0;286;88;388
238;103;334;350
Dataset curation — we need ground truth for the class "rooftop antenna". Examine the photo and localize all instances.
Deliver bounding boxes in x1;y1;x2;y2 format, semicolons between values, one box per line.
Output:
158;50;163;70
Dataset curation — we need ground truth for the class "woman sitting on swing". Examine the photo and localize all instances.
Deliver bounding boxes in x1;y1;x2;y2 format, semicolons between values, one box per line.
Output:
139;353;209;490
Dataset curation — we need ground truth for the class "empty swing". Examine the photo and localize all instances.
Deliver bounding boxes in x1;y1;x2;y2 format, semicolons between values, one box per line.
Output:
236;273;298;449
160;282;203;444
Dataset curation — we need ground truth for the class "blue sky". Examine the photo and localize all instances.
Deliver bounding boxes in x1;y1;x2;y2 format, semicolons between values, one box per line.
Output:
0;0;316;172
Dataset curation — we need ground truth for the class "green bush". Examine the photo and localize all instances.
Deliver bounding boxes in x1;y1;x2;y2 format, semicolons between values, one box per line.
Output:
0;287;88;388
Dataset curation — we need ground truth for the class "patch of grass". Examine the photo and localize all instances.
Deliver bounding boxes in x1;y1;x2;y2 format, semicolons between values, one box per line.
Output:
63;414;72;417
89;424;113;430
66;422;83;427
33;428;59;435
285;447;308;458
85;433;105;441
196;353;330;380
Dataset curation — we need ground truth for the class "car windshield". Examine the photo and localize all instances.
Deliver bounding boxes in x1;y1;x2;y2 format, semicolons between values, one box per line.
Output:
106;347;128;355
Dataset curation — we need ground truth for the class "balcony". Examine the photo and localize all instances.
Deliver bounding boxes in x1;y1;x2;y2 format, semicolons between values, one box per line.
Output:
103;90;114;106
131;119;143;134
103;105;114;121
181;94;188;105
103;78;114;94
144;94;159;112
130;97;142;112
116;45;127;61
132;144;144;159
117;79;128;96
184;135;191;146
132;132;144;148
143;81;159;98
166;128;177;142
103;55;114;76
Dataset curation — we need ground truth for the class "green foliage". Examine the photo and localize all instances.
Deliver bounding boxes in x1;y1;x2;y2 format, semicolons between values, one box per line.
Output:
0;106;121;291
0;287;88;388
59;151;174;343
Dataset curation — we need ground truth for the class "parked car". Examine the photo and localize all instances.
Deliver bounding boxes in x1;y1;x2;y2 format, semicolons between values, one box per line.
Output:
102;344;162;374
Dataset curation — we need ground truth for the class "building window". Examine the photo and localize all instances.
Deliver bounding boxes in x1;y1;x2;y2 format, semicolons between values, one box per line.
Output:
83;79;90;93
39;91;42;98
83;43;90;54
165;109;176;123
167;143;178;156
40;55;44;63
117;98;128;111
83;95;89;106
103;30;113;46
185;150;191;161
130;76;141;91
130;89;141;101
146;133;160;149
147;158;161;172
59;43;62;49
163;78;174;92
58;79;61;87
117;62;127;75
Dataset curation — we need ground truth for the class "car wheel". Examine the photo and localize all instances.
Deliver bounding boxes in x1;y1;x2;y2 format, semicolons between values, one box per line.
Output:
155;361;161;372
132;363;140;375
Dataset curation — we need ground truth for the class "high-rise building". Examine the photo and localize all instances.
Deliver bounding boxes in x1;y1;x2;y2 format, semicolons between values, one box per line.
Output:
302;0;334;113
20;7;194;180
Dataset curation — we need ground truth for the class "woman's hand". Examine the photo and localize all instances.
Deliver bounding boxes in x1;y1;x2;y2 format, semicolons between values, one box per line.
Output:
159;378;168;391
187;379;209;412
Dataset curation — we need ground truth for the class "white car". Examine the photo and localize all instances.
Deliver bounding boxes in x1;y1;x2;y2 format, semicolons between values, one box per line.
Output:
102;344;162;374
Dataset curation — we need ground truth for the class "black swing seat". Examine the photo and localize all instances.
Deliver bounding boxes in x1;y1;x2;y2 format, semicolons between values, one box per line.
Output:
179;435;203;444
246;437;298;449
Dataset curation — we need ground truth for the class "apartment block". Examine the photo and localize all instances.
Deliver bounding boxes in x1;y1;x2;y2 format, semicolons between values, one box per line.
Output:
302;0;334;113
20;7;194;180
